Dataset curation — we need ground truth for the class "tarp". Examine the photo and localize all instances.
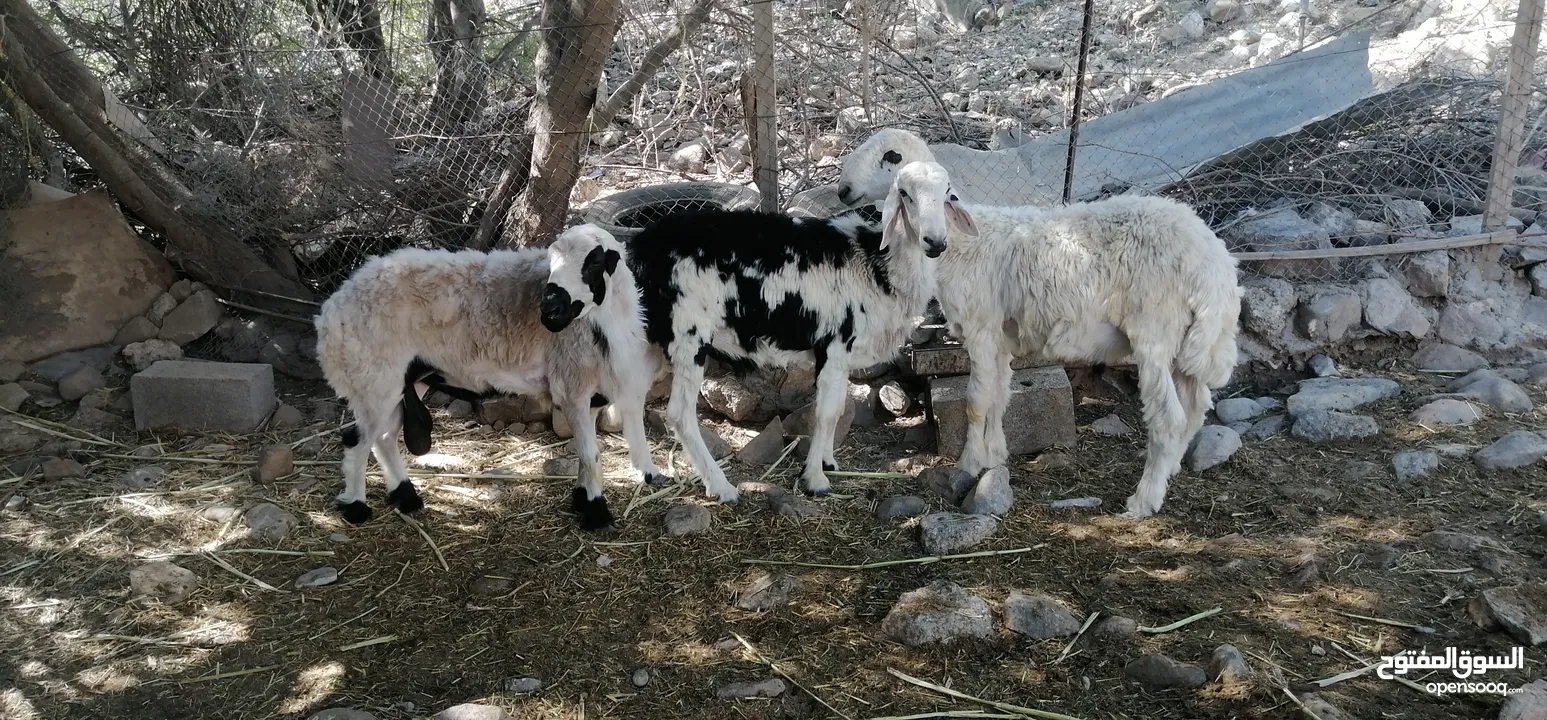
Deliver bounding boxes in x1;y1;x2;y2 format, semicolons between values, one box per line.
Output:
931;32;1376;206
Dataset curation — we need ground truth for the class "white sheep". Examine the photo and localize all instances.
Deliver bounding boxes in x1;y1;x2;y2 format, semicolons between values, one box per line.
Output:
628;161;976;501
314;224;667;531
837;128;1243;517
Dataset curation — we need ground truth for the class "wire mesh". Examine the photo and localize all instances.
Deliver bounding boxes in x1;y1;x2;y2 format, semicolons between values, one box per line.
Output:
1;0;1539;299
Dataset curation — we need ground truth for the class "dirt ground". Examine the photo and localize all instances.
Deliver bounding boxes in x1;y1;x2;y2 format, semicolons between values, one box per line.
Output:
2;358;1544;720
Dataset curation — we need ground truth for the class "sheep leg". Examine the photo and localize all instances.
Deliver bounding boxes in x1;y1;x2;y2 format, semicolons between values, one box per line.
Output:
615;393;670;486
801;351;849;496
373;404;424;515
1122;355;1188;518
958;332;1010;475
336;421;375;524
563;400;617;531
665;356;739;503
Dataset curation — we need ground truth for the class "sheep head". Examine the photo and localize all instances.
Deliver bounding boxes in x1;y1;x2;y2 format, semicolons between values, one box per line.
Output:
837;127;936;206
541;223;623;333
881;160;977;258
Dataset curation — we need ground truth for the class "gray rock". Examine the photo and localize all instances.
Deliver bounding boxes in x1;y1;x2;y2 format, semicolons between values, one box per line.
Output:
733;571;798;611
1474;586;1547;645
961;466;1013;516
919;511;998;554
1307;353;1340;378
0;361;24;383
271;403;305;428
702;377;760;422
784;399;856;452
542;457;579;477
716;678;786;699
664;504;712;536
130;560;199;604
1208;644;1253;682
42;458;86;480
0;383;30;412
328;533;350;543
69;406;124;433
1241;414;1287;440
772;493;827;518
1410;398;1482;425
145;293;178;326
918;466;976;504
57;367;107;402
260;333;325;380
1124;653;1207;689
1403;250;1450;298
1286;377;1401;416
1089;414;1132;436
1529;363;1547;387
1299;693;1354;720
1187;425;1241;471
0;419;43;455
880;580;994;646
1003;591;1081;639
1361;277;1430;338
122;339;184;371
1292;410;1380;442
296;566;340;589
252;445;294;484
1499;679;1547;720
1433;443;1472;458
631;668;650;688
701;425;733;459
504;677;543;693
158;290;223;345
245;503;298;543
446;399;474;418
29;346;119;382
1297;287;1361;344
1093;615;1139;641
120;466;166;490
1450;371;1534;413
879;382;915;416
1240;278;1298;337
1410;343;1488;372
849;384;885;428
1392;450;1439;481
1205;0;1241;22
436;704;507;720
876;495;926;520
1423;530;1500;552
736;417;786;466
306;710;377;720
1214;397;1266;424
1475;431;1547;470
1050;496;1102;509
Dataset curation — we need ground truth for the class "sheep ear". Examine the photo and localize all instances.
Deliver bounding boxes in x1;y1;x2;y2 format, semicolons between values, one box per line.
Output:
945;200;979;237
603;249;620;275
882;196;910;250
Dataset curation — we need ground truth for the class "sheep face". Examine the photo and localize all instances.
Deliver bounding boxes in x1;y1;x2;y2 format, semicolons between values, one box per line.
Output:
541;224;622;332
836;128;935;206
882;161;976;258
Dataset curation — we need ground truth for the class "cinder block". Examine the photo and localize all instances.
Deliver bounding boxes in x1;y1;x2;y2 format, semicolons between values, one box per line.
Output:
906;344;1040;377
929;365;1077;459
131;361;275;432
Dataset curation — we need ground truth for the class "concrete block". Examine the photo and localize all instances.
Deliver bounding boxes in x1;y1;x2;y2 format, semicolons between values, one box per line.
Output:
130;361;275;432
929;365;1076;458
906;344;1039;377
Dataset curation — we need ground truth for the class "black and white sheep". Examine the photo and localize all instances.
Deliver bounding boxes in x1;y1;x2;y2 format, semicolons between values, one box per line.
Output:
314;224;667;531
629;161;975;501
837;129;1243;517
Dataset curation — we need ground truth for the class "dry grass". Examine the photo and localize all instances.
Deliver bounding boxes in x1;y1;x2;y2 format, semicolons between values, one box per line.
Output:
1;367;1544;720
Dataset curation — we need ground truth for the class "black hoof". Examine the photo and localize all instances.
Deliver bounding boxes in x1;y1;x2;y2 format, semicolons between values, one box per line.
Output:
337;500;372;524
386;482;425;514
822;462;837;472
644;472;674;486
803;485;831;498
571;486;617;532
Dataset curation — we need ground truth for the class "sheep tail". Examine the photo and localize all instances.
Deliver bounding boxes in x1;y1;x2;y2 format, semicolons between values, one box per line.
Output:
1175;278;1243;391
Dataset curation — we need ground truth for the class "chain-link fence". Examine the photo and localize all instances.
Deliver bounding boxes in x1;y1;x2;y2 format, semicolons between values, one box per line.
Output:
1;0;1541;304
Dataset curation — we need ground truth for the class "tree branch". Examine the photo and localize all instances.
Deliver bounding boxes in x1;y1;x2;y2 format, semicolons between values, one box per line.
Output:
589;0;714;130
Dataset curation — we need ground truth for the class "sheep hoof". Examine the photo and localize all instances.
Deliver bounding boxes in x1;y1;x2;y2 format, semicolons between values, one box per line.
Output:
644;472;674;486
821;462;837;473
571;487;617;531
337;500;373;524
386;482;425;515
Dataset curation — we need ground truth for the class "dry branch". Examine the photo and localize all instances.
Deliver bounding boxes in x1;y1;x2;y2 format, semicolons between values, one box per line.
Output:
591;0;715;131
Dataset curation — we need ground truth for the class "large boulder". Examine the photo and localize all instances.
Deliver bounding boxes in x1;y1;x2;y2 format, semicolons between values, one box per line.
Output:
1;190;176;363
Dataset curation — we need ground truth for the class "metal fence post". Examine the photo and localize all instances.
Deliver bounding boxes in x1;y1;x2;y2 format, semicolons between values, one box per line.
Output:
1484;0;1544;230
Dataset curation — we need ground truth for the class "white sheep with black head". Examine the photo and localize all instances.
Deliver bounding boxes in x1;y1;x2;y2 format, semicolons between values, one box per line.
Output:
315;224;667;531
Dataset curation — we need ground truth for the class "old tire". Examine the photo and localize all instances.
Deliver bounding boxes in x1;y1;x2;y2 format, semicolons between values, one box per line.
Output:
581;182;761;240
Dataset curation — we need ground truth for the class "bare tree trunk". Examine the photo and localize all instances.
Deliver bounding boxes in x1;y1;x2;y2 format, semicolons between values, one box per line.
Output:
472;132;535;250
500;0;622;248
590;0;714;130
304;0;393;81
427;0;490;130
0;0;312;302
